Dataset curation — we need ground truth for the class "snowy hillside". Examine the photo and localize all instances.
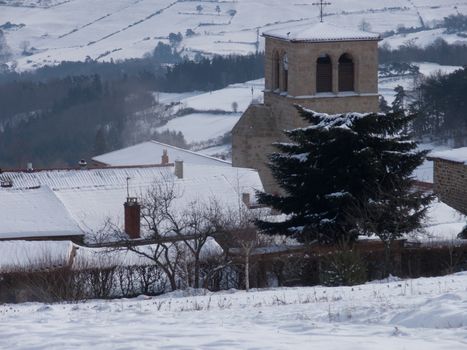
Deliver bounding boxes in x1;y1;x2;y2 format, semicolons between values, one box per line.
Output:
0;0;466;70
1;272;467;349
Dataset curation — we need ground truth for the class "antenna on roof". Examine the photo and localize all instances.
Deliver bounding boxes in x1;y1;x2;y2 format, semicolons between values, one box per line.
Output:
312;0;331;23
126;177;131;199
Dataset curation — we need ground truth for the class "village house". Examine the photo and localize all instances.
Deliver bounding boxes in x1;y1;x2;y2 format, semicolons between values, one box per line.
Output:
0;143;263;243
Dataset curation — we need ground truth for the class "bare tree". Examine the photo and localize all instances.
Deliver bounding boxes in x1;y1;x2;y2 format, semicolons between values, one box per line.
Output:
176;199;225;288
115;177;227;291
231;228;259;291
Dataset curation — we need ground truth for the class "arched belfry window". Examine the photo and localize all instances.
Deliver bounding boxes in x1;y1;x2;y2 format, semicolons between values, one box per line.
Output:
316;54;332;93
280;53;289;92
272;51;280;91
339;54;355;92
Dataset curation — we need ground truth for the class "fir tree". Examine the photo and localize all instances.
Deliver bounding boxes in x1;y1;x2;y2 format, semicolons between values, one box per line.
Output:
256;106;432;245
379;96;391;113
392;85;407;113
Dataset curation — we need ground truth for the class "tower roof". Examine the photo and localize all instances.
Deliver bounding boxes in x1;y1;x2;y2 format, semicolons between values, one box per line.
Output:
262;22;381;43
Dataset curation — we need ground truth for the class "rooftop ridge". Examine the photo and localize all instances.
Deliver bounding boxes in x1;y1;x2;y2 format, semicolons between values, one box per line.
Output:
263;21;381;43
91;140;232;166
0;163;174;174
149;140;231;165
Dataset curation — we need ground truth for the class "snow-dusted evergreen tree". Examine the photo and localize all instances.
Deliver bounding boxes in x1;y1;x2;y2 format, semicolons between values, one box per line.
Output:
256;106;432;245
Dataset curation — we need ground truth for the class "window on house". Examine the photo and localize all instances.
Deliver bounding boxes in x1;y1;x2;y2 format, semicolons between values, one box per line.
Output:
316;55;332;93
339;54;355;92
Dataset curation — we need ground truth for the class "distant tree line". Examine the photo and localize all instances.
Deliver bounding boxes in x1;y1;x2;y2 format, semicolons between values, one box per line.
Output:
163;53;264;92
0;50;264;168
379;39;467;66
412;67;467;146
0;75;136;168
0;47;264;92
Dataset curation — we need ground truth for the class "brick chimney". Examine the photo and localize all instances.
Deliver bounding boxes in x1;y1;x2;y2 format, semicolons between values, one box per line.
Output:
124;197;141;239
161;149;169;165
175;159;184;179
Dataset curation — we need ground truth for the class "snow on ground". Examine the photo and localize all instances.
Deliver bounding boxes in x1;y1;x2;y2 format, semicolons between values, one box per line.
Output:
1;273;467;349
179;79;264;113
422;201;466;241
1;0;466;70
416;62;463;77
146;80;263;146
382;28;467;50
157;112;241;144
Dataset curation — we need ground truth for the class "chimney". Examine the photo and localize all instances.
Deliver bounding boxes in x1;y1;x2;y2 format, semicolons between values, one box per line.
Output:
242;193;251;208
174;159;184;179
161;149;169;165
78;159;88;168
124;197;141;239
27;162;34;172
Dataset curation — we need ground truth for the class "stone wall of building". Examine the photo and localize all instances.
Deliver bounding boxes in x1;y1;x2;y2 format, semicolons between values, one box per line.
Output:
265;37;379;96
433;159;467;215
232;103;282;193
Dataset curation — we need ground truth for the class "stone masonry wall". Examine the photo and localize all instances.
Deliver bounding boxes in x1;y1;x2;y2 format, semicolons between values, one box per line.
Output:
433;159;467;215
265;38;379;96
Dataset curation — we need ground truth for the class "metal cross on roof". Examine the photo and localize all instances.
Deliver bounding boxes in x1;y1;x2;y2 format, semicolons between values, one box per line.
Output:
312;0;331;23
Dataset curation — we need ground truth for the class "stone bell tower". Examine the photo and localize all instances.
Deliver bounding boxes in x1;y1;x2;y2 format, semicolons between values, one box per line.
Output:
232;22;381;193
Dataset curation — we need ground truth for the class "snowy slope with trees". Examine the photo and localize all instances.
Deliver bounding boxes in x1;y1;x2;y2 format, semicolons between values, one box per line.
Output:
1;273;467;349
0;0;466;70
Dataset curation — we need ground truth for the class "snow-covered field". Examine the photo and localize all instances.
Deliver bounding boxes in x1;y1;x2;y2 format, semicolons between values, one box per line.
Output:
157;112;241;144
155;79;263;144
179;79;263;113
1;0;466;70
1;273;467;349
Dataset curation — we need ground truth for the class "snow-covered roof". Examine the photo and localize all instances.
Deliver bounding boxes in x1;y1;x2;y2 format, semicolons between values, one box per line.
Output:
0;241;74;272
263;22;381;43
92;141;231;167
0;187;83;240
0;163;263;239
1;165;173;191
429;147;467;164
